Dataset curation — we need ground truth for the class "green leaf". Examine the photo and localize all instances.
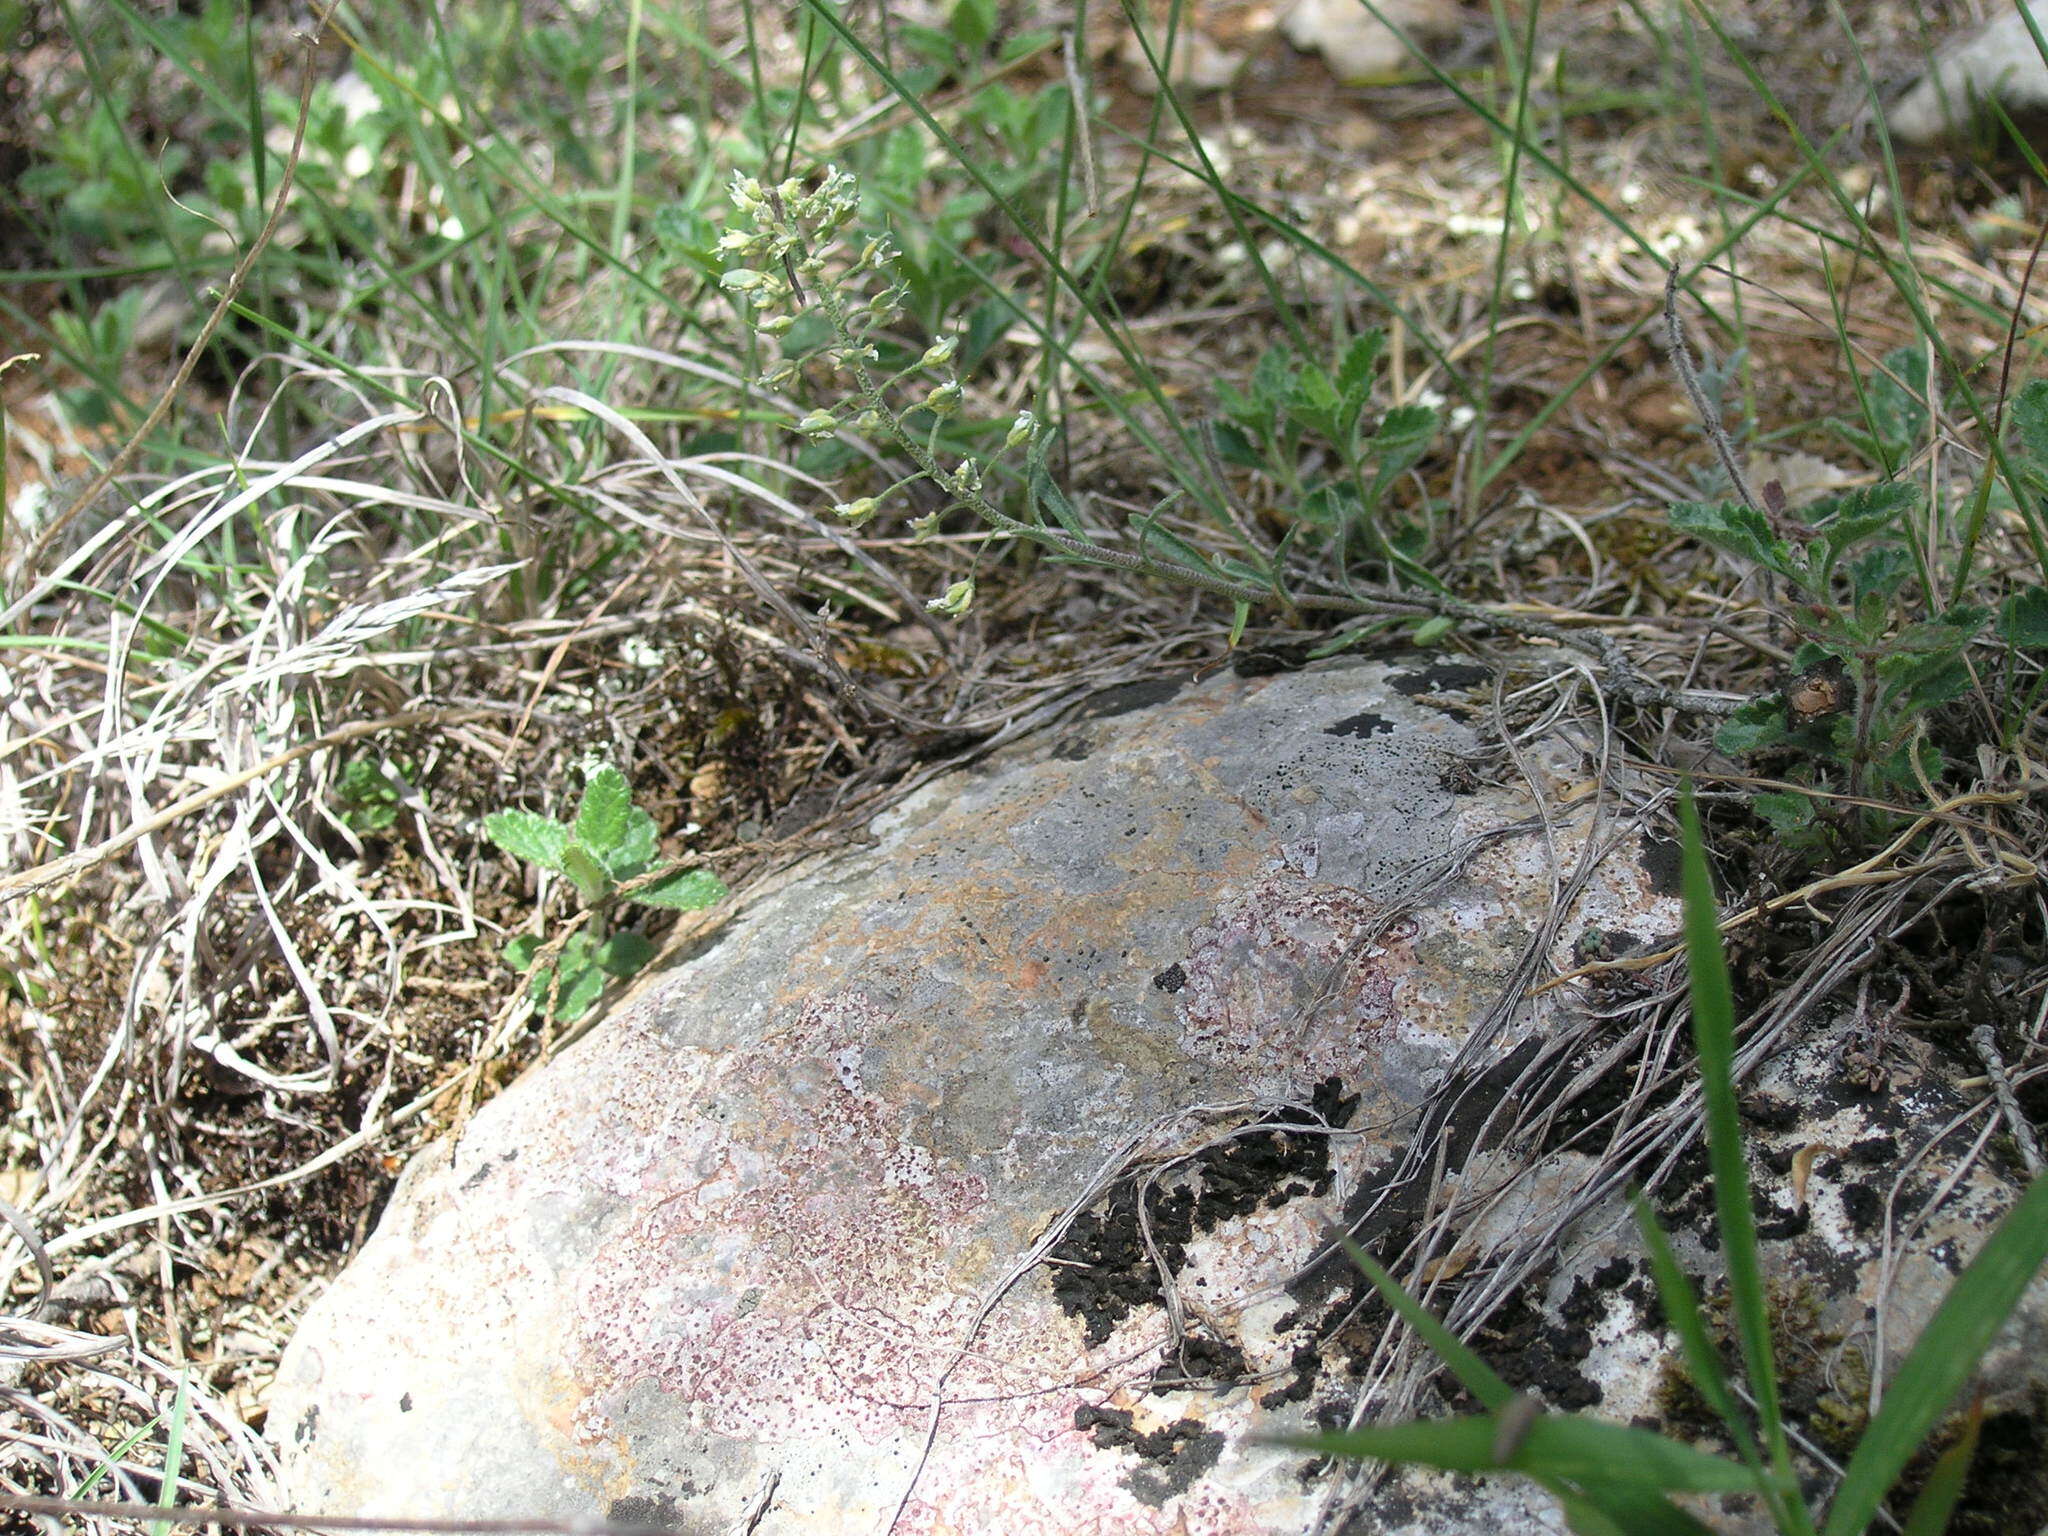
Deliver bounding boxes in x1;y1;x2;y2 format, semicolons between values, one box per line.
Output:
1251;345;1298;413
1884;654;1971;711
1678;789;1801;1526
561;844;613;905
1714;696;1790;756
602;808;660;881
1213;378;1264;434
1211;421;1264;470
1029;449;1088;538
1131;496;1216;575
1335;328;1388;425
1366;403;1439;476
1286;1413;1757;1493
1227;600;1251;649
1669;499;1784;573
1751;792;1817;833
1287;364;1346;441
1633;1194;1762;1466
1821;1173;2048;1536
635;866;728;911
2000;586;2048;648
1897;1405;1980;1536
595;929;656;978
504;934;541;971
574;765;632;854
483;809;571;871
1850;546;1914;607
2010;379;2048;481
1412;615;1455;645
1816;481;1919;556
547;960;606;1021
949;0;996;51
1362;403;1439;521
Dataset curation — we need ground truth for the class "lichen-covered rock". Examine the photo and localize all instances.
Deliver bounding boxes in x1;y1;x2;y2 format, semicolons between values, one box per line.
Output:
271;656;1679;1534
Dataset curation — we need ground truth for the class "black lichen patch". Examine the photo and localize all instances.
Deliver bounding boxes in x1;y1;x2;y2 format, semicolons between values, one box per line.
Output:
1390;661;1491;697
1152;962;1187;993
1050;733;1093;761
1839;1181;1883;1234
1928;1396;2048;1536
1046;1079;1357;1349
1449;1292;1603;1411
1073;1405;1227;1507
1295;1039;1547;1308
605;1494;685;1532
1257;1341;1325;1408
1078;678;1185;720
1638;831;1683;896
1324;710;1395;739
1153;1330;1251;1393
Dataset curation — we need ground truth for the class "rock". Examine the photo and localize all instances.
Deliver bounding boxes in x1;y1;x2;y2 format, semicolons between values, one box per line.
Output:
1885;1;2048;147
1449;1029;2048;1519
1112;0;1271;94
271;655;1684;1533
1279;0;1462;85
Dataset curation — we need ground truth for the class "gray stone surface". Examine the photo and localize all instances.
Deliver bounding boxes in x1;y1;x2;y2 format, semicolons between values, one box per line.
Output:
270;655;1683;1533
1886;1;2048;145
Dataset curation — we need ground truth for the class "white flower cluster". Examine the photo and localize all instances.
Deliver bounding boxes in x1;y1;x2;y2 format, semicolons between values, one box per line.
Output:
716;165;1050;617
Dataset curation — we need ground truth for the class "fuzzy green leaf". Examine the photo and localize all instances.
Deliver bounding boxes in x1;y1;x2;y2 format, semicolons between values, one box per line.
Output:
601;808;659;881
1669;500;1783;573
1816;481;1919;556
483;809;570;872
1287;364;1346;441
1751;792;1818;833
2000;586;2048;648
1714;696;1790;756
561;844;613;905
2011;379;2048;482
595;929;656;978
635;866;728;911
1335;328;1388;425
574;765;632;855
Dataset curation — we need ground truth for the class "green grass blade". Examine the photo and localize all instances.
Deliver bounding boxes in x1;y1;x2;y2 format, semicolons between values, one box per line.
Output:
1631;1191;1760;1462
150;1371;190;1536
1328;1230;1512;1410
1678;786;1810;1534
1291;1413;1757;1493
1820;1174;2048;1536
1896;1401;1979;1536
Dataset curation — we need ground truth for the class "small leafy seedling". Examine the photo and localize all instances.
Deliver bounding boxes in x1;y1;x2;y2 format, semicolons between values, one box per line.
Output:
1675;350;2048;838
484;763;726;1021
1212;330;1443;588
334;756;413;834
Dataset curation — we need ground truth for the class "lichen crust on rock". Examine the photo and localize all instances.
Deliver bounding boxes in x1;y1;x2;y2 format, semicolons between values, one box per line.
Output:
271;656;1674;1535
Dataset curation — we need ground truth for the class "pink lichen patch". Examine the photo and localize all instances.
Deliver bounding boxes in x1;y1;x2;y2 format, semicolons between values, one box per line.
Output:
1175;871;1400;1085
568;986;1015;1444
